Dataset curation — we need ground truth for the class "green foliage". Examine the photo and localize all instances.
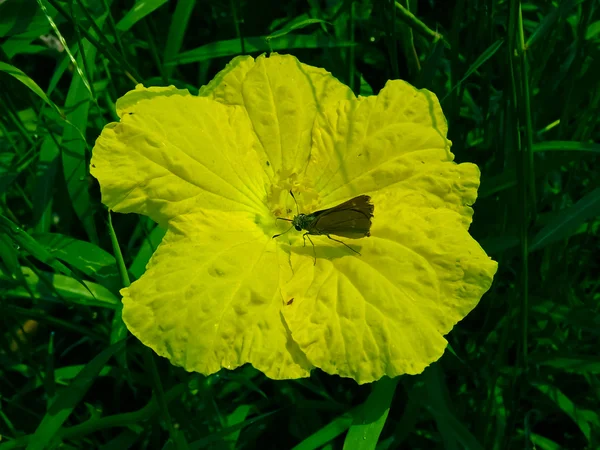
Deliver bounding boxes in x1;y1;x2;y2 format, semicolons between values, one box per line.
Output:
1;0;599;449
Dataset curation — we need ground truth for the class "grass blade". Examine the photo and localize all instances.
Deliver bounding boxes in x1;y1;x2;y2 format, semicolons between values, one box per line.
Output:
0;62;63;118
128;224;166;279
532;140;600;153
116;0;169;32
32;135;60;233
169;35;356;65
24;340;125;450
342;377;398;450
530;187;600;251
61;41;99;244
292;409;356;450
265;18;329;41
163;0;196;79
442;39;504;102
532;383;597;442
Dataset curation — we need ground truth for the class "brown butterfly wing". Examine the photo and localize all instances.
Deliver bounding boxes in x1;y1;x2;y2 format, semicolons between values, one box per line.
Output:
309;195;374;239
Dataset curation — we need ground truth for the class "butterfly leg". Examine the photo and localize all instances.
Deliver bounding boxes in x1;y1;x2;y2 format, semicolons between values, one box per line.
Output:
303;233;317;265
326;235;361;256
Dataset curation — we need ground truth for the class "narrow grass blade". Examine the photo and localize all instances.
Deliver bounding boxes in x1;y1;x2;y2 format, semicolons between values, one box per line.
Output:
421;365;484;450
99;430;140;450
0;234;34;297
292;409;356;450
531;355;600;374
128;224;166;279
32;135;60;233
62;41;99;244
532;383;597;442
0;62;63;117
442;39;504;101
265;18;329;41
163;0;196;78
393;1;445;43
528;433;562;450
107;211;129;369
169;35;356;65
187;410;278;449
116;0;169;32
342;377;398;450
478;169;517;198
530;188;600;251
532;140;600;153
526;0;579;49
224;405;252;445
36;0;94;99
24;340;125;450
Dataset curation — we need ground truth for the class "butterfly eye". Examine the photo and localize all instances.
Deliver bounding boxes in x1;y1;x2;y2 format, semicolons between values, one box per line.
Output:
294;225;302;231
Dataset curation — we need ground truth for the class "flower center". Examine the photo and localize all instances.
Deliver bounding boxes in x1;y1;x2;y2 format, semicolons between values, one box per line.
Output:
268;171;320;233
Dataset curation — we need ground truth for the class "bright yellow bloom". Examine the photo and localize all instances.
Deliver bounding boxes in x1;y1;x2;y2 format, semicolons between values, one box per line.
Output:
91;53;497;384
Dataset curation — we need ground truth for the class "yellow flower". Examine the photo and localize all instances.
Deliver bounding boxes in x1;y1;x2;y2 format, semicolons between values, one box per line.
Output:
91;53;497;384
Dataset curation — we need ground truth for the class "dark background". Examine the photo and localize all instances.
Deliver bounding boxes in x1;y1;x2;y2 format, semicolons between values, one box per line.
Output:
1;0;599;448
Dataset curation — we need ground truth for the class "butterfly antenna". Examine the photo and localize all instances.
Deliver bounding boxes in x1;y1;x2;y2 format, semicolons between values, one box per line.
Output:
273;225;294;239
289;190;300;216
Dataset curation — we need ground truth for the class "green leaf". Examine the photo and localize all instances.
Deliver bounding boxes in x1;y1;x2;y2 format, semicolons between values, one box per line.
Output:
32;232;120;290
586;20;600;40
25;340;125;450
0;215;81;280
5;267;119;309
530;188;600;251
116;0;169;32
343;377;398;450
0;0;53;37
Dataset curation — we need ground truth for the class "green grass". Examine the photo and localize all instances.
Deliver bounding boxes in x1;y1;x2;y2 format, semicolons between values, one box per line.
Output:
1;0;599;448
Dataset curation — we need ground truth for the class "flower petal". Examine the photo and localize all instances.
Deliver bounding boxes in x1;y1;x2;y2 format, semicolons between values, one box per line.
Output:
122;211;312;379
306;80;463;211
200;53;354;177
91;85;269;227
281;188;497;384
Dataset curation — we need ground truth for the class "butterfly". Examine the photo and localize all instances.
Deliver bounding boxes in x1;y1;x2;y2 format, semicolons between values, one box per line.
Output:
273;191;374;264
